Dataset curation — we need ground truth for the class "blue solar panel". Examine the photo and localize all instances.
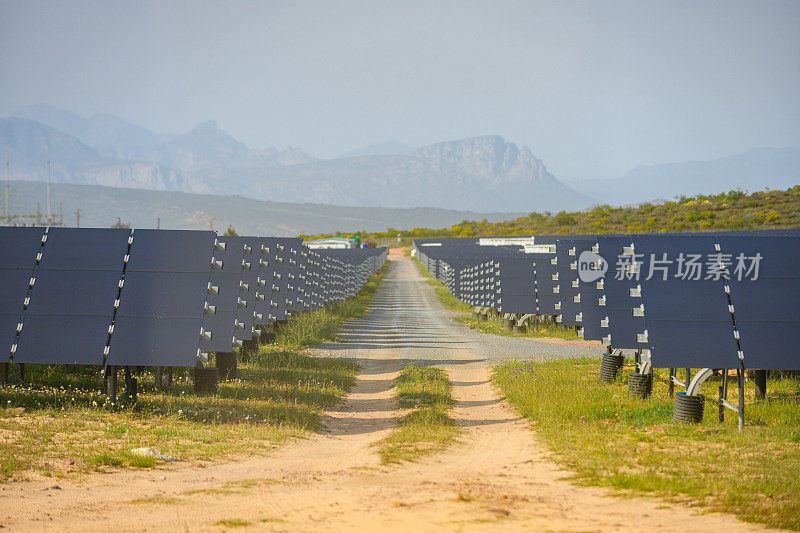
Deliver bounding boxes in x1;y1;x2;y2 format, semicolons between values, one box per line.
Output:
25;270;121;316
123;229;215;272
13;228;129;365
718;236;800;370
634;235;738;368
115;271;210;318
1;316;19;363
109;317;205;367
107;229;215;367
14;316;111;365
0;227;46;268
0;269;33;314
35;227;130;270
644;320;740;369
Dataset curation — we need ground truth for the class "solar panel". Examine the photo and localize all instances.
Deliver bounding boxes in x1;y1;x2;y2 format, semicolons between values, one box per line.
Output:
634;235;740;369
110;317;207;367
718;235;800;370
1;228;48;363
107;229;215;367
118;229;215;272
199;235;246;352
32;227;130;270
14;316;113;365
13;228;130;365
0;227;46;268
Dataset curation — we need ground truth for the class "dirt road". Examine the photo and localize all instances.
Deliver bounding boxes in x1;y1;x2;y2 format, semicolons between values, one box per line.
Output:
0;256;775;531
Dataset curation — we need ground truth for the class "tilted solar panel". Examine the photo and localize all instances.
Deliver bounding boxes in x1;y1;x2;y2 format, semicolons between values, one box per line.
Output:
1;227;48;363
13;228;130;365
199;235;246;353
108;229;215;367
719;235;800;370
635;235;740;369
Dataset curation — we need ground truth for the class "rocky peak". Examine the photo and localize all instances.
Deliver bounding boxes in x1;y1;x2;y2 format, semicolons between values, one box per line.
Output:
412;135;554;183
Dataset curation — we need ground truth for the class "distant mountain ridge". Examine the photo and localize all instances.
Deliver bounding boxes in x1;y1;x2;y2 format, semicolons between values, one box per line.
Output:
338;141;415;158
8;104;795;214
565;147;800;205
3;106;592;212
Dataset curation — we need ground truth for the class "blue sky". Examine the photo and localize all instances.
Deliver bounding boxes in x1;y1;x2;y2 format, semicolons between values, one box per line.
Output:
1;0;798;179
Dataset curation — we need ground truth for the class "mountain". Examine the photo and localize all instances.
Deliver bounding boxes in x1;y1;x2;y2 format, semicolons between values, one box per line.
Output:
3;180;522;236
3;106;592;212
13;104;163;149
195;135;594;212
565;148;800;206
0;117;188;190
338;141;415;158
13;105;315;174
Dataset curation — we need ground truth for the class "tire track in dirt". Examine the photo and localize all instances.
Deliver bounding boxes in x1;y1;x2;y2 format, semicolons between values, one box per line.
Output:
0;256;781;532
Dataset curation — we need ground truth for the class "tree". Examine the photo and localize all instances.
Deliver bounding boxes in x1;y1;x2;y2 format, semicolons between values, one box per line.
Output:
224;225;238;236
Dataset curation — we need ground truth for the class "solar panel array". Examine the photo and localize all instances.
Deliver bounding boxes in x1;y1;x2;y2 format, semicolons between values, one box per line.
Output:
1;227;387;369
414;231;800;371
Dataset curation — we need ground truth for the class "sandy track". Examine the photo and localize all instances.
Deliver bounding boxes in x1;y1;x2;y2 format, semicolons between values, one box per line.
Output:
0;257;778;531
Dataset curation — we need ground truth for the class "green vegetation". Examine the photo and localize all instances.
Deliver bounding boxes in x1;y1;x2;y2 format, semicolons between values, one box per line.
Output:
375;365;459;464
214;518;252;528
452;314;579;341
302;186;800;241
493;358;800;530
0;264;388;481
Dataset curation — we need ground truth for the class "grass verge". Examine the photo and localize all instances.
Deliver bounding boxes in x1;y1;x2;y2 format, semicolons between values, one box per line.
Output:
0;263;388;482
375;365;460;463
492;357;800;530
413;258;579;341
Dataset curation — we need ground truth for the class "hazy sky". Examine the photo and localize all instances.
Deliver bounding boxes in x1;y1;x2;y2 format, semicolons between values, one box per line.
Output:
1;0;798;179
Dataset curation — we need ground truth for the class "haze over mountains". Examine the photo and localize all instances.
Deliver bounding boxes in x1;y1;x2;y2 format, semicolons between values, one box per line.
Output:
2;104;799;220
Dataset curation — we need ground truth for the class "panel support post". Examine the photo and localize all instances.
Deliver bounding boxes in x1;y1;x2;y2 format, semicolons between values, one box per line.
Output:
18;363;24;382
737;369;745;431
719;370;728;423
155;366;163;391
124;366;138;402
754;370;767;400
105;365;117;404
0;362;8;385
668;368;675;397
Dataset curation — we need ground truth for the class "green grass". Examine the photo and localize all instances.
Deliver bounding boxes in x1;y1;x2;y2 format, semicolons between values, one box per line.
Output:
130;495;181;505
492;358;800;530
375;365;460;464
214;518;252;527
415;258;579;341
0;264;388;482
453;314;579;341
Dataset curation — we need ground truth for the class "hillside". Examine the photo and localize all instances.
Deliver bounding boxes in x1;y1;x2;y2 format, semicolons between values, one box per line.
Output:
303;186;800;240
1;180;521;236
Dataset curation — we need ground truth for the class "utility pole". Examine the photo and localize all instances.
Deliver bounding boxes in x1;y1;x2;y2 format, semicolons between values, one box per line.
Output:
209;216;215;231
4;147;9;221
46;145;52;224
75;208;80;228
157;216;160;230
